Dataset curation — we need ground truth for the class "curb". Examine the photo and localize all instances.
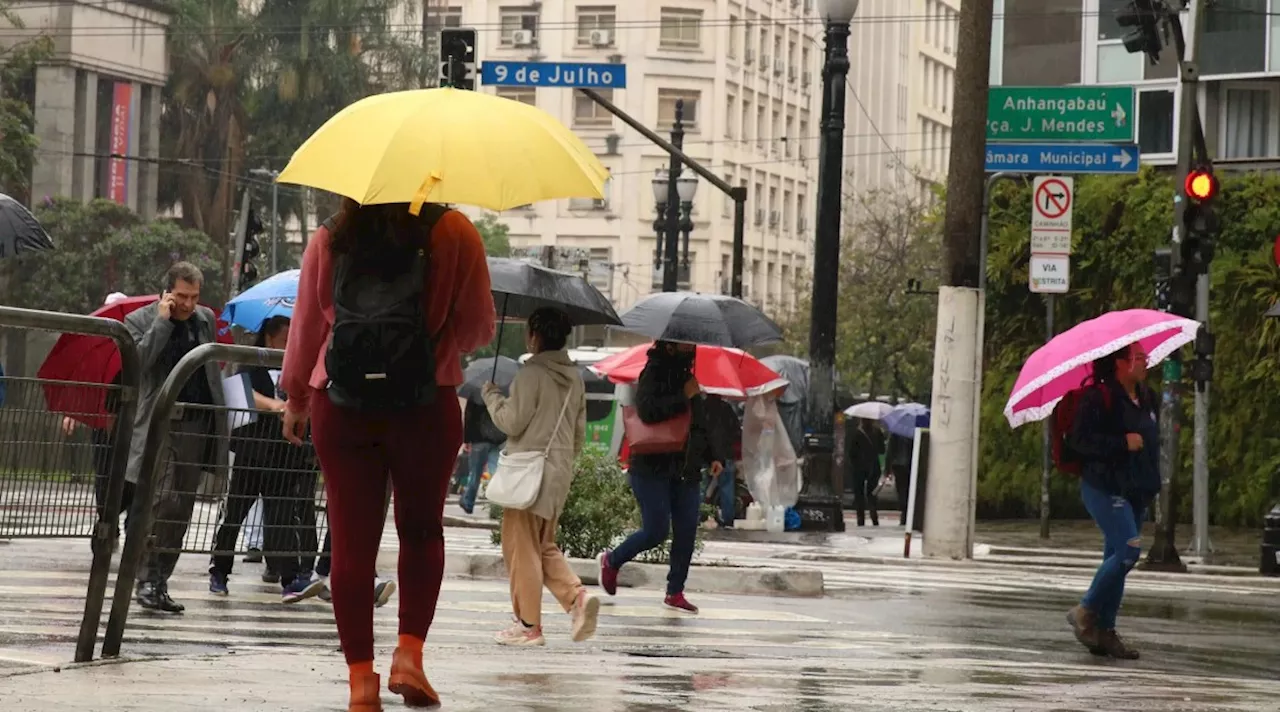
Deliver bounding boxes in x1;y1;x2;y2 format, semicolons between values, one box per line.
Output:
439;551;824;598
441;515;499;531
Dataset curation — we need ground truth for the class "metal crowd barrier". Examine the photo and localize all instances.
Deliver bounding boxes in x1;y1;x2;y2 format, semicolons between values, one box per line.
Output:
0;305;140;663
102;343;329;658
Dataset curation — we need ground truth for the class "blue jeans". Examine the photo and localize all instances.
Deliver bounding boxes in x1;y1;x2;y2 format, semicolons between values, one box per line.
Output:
702;461;737;526
611;461;701;596
1080;480;1145;630
462;442;501;512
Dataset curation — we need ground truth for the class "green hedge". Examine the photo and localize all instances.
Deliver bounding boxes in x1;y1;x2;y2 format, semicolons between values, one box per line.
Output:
978;169;1280;525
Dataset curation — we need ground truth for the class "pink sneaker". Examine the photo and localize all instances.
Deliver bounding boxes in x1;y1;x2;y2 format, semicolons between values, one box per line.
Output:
570;590;600;642
598;551;619;596
663;593;699;614
494;621;545;647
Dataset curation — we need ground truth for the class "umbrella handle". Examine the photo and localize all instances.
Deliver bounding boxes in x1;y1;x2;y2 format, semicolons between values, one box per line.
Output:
492;294;509;383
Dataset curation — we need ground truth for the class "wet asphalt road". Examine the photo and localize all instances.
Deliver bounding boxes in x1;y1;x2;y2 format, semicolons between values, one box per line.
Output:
1;532;1279;711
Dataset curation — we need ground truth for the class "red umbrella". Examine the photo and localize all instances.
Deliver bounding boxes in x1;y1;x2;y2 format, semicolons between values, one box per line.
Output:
38;295;233;429
590;343;789;400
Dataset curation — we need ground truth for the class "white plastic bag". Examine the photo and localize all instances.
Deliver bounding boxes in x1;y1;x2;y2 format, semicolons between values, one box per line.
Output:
740;395;801;511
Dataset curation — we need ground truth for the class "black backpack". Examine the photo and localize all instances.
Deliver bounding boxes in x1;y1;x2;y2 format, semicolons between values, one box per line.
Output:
322;206;448;411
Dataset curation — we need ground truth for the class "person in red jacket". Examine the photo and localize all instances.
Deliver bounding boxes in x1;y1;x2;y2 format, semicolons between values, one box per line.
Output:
281;199;495;712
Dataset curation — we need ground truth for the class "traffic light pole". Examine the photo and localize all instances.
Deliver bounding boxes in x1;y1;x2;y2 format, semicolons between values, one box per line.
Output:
229;190;251;298
1145;0;1206;573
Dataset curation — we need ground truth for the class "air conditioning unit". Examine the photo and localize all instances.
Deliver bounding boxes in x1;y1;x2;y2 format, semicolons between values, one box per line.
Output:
769;211;779;228
604;133;621;155
803;71;812;87
760;55;770;72
589;29;612;47
774;59;785;75
797;217;808;233
745;48;755;64
754;209;765;226
512;29;536;47
592;197;608;210
788;67;797;81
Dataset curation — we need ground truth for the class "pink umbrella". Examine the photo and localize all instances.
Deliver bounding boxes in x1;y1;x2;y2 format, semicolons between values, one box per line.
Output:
1004;309;1200;428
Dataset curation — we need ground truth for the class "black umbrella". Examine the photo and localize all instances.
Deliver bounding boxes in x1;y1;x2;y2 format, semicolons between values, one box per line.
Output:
618;292;783;348
0;194;53;259
458;356;520;403
487;257;621;326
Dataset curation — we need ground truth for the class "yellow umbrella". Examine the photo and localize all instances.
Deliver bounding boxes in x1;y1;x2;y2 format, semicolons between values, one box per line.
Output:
276;87;610;215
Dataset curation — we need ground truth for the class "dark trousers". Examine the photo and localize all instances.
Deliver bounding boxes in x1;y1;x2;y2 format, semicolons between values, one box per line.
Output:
611;460;701;596
892;465;911;526
311;387;460;664
91;426;134;534
850;468;879;527
137;416;211;584
210;463;320;583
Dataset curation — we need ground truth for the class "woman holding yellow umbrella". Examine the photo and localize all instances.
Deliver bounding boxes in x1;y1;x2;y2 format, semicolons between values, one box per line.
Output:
278;87;609;712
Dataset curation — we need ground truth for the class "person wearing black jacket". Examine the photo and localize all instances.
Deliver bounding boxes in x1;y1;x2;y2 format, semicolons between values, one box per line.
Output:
702;395;742;528
208;317;321;602
460;399;506;514
598;342;727;614
844;418;884;527
1065;343;1159;661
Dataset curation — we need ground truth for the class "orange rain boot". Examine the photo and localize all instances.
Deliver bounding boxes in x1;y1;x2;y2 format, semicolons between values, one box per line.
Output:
348;665;383;712
388;636;440;708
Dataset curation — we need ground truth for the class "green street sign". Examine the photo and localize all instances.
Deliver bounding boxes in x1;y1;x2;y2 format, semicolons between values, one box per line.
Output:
987;86;1136;142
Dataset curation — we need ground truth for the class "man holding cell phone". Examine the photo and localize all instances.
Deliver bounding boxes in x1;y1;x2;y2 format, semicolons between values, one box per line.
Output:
123;261;227;613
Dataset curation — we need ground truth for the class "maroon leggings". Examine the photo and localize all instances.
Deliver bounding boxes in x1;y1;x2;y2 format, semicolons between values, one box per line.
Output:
311;387;461;664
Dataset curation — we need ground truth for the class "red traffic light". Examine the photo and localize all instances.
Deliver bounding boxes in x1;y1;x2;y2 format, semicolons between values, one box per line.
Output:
1185;170;1218;202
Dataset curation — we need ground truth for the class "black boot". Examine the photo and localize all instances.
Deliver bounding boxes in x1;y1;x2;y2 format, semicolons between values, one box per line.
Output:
136;581;185;614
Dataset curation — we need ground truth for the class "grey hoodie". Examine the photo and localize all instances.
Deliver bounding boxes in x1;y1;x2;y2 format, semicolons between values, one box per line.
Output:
482;349;586;521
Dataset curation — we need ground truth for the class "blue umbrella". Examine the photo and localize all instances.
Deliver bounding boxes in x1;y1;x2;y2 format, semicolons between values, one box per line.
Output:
223;269;300;332
882;403;930;438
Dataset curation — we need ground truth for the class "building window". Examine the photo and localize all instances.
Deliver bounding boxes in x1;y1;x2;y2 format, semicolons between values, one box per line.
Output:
1221;86;1275;158
1001;0;1081;85
1202;0;1266;75
571;176;613;210
574;88;614;127
658;89;700;130
756;105;766;149
1138;89;1175;155
660;8;703;49
575;6;616;47
496;87;536;106
587;247;612;292
728;15;739;58
784;113;795;157
443;7;462;27
499;8;539;46
725;94;736;138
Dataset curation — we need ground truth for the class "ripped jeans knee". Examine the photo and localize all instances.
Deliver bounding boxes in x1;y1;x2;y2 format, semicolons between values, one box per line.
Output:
1122;536;1142;570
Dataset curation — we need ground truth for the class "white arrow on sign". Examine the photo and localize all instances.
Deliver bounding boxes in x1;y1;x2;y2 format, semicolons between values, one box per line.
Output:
1112;103;1127;127
1112;149;1133;168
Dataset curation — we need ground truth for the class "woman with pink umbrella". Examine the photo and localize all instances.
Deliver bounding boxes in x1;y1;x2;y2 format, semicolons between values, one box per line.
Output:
1004;308;1199;660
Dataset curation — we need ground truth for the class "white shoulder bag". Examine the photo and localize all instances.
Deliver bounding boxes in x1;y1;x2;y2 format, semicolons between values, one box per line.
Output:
485;389;572;510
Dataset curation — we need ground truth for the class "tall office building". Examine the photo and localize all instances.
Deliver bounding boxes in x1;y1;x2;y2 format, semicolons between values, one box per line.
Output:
414;0;825;314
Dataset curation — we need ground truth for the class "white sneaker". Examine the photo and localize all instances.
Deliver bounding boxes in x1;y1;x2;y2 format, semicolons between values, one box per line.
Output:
314;574;331;602
374;579;397;608
494;621;546;646
570;590;600;643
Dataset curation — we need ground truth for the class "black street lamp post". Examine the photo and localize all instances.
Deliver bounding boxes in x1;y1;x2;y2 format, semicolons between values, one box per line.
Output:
651;103;699;292
795;0;859;532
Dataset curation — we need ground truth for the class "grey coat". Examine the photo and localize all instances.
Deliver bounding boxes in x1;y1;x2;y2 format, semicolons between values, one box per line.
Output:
123;301;227;484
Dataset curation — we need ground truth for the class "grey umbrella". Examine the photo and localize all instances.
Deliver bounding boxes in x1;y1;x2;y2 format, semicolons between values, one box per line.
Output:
488;257;621;326
618;292;783;348
0;194;53;259
458;356;520;403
